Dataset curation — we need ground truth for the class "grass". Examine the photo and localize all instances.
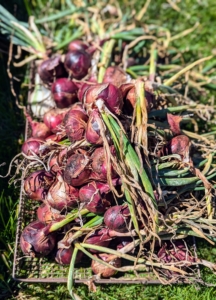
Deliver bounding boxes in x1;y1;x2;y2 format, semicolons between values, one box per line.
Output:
1;0;216;299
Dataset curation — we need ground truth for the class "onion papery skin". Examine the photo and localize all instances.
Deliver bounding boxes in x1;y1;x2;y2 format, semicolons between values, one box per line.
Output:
83;83;123;115
64;50;91;79
79;181;112;214
47;173;79;211
48;148;67;173
77;83;92;102
20;220;56;257
51;78;78;108
25;112;52;140
64;108;88;143
55;246;83;265
85;109;103;145
38;55;67;85
102;66;130;87
85;228;112;253
104;205;130;233
37;202;64;224
91;146;117;181
64;153;91;187
91;253;121;278
159;135;191;162
21;138;45;156
24;170;54;201
67;40;88;52
43;108;69;133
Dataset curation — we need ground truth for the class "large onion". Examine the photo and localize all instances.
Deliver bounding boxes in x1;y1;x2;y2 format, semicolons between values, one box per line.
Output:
24;170;54;201
20;220;56;257
47;173;79;211
51;78;78;108
104;205;130;233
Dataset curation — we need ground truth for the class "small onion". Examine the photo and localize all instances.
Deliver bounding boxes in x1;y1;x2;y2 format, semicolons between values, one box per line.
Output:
64;107;88;142
51;78;78;108
20;220;56;257
104;205;130;233
38;54;67;84
83;83;123;115
24;170;54;201
25;112;51;140
91;253;121;277
21;137;45;156
47;173;79;211
43;108;69;133
67;40;88;52
64;152;91;187
37;202;63;224
85;109;103;145
91;146;117;181
55;246;83;265
64;50;91;79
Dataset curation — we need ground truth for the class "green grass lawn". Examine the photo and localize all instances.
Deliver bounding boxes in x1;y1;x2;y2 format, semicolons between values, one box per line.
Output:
1;0;216;299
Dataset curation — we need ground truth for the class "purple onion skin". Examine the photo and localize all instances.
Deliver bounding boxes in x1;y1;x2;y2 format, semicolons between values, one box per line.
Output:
46;174;79;211
91;146;117;181
67;40;88;52
85;109;103;145
55;246;83;265
51;78;78;108
64;50;91;79
22;138;44;156
24;170;54;201
43;108;69;133
20;220;56;257
83;83;123;115
64;108;88;142
38;55;67;85
64;153;91;187
79;181;112;213
85;228;112;253
104;205;130;233
37;203;63;224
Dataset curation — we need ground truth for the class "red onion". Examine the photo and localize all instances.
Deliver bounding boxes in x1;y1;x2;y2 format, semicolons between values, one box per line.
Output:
43;108;69;133
82;83;123;115
79;181;112;214
167;113;183;136
77;83;92;102
91;253;121;277
64;152;91;187
37;202;64;224
51;78;78;108
20;220;56;257
63;107;88;142
104;205;130;233
48;148;67;173
55;246;83;265
64;50;91;79
25;112;51;140
85;228;112;253
24;170;54;201
67;40;88;52
38;55;67;85
160;135;191;162
91;146;117;181
85;109;103;145
47;173;79;211
21;137;45;156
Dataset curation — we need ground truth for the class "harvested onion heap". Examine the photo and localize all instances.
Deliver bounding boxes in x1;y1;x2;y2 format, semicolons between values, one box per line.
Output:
19;37;216;286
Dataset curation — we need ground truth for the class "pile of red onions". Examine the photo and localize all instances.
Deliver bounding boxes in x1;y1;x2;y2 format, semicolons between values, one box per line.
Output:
18;37;203;282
